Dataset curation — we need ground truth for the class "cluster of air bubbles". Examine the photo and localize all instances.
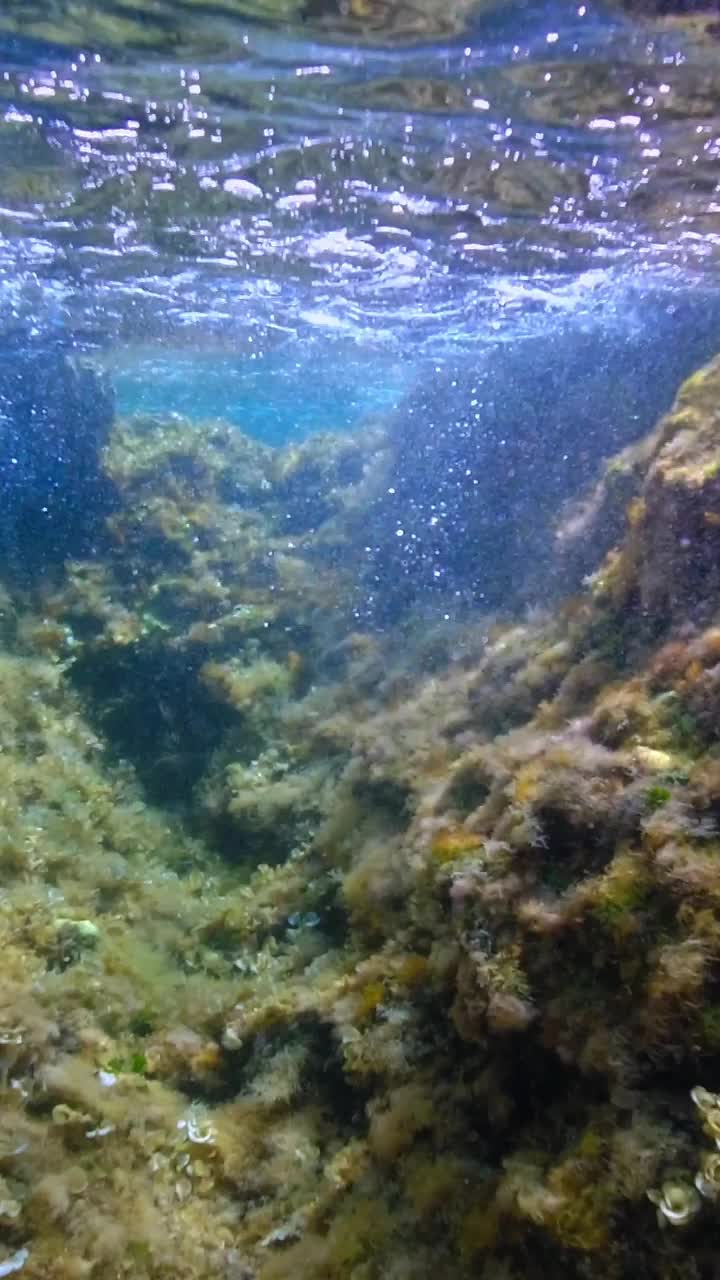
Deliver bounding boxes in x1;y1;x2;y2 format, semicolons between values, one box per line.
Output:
0;0;719;350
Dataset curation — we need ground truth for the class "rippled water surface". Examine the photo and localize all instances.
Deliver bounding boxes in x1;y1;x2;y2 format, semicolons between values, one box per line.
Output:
1;0;720;432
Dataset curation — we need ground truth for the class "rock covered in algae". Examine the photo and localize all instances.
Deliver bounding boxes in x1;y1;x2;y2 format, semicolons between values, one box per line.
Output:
592;355;720;625
362;316;720;620
39;410;389;811
5;351;720;1278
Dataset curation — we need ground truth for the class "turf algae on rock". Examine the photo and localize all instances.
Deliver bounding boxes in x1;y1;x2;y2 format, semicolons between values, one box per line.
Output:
4;357;720;1277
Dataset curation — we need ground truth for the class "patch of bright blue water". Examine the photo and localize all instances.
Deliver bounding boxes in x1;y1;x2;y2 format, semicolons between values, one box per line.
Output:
3;0;720;451
111;343;410;442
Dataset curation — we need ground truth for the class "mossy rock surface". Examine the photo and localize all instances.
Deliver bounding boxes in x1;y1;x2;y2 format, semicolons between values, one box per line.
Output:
5;353;720;1277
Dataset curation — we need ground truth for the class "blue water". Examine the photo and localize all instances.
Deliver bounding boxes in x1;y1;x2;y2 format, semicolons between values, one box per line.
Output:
111;342;411;439
2;0;720;445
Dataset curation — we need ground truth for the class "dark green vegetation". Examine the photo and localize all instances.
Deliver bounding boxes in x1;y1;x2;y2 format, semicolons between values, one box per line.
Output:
3;350;720;1278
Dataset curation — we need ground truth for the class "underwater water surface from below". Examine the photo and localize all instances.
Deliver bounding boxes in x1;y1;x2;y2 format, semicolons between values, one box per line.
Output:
3;1;720;1280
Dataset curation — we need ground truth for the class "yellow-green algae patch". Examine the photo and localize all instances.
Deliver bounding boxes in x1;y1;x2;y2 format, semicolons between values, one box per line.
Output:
5;359;720;1276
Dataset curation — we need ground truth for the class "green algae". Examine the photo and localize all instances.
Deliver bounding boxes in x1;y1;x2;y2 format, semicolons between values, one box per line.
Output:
4;357;720;1276
645;784;672;811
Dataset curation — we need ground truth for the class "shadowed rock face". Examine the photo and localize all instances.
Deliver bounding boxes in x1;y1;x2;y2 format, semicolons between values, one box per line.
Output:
362;298;720;622
0;333;115;578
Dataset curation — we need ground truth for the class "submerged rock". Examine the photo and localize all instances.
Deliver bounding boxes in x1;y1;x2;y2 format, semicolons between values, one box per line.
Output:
592;354;720;626
0;330;114;577
363;306;720;619
5;346;720;1278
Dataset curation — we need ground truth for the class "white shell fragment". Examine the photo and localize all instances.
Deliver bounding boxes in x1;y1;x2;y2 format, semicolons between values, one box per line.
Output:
0;1248;29;1277
647;1182;701;1228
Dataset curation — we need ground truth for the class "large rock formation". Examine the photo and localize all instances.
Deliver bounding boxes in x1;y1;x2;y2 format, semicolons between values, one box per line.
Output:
0;331;114;577
3;348;720;1280
363;301;720;620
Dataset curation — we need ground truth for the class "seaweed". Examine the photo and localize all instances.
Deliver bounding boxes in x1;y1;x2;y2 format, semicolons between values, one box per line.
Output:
2;354;720;1277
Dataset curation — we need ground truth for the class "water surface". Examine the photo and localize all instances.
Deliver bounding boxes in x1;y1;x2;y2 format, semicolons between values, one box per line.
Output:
1;0;720;434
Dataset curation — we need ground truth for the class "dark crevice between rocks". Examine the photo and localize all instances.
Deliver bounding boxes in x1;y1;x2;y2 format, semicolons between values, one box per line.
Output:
68;643;237;809
350;777;413;830
218;1016;373;1123
444;765;492;817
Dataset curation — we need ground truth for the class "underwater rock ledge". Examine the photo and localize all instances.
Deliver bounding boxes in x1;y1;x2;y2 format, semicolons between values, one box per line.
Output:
3;354;720;1277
